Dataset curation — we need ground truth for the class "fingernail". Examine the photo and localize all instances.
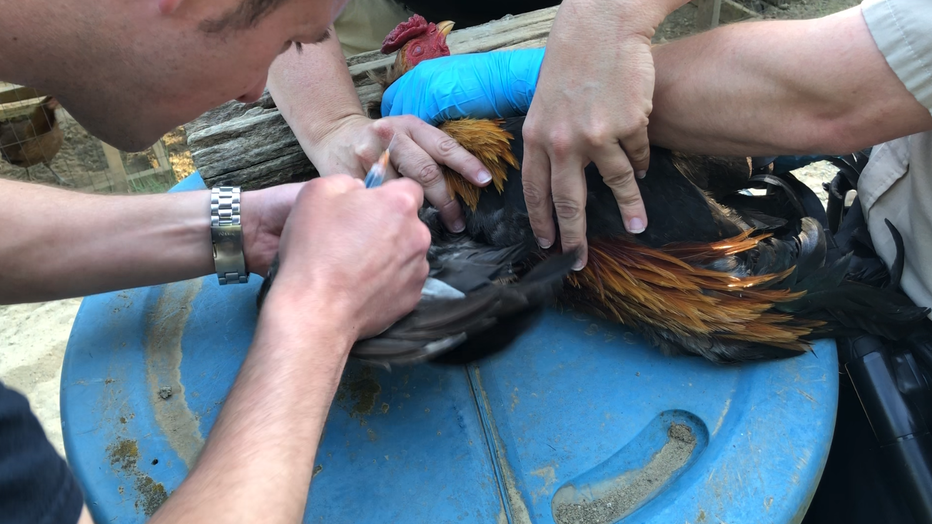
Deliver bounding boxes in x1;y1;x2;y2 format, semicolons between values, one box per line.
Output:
537;237;552;249
636;170;647;179
452;219;465;233
572;259;585;271
477;170;492;184
628;217;646;234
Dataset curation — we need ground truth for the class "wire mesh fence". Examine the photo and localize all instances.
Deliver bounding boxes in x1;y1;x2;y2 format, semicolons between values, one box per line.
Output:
0;81;194;194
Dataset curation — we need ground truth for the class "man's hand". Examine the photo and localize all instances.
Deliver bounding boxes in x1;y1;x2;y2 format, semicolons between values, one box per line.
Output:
265;175;431;340
306;114;492;233
241;183;304;277
152;176;430;524
521;0;680;269
267;34;490;235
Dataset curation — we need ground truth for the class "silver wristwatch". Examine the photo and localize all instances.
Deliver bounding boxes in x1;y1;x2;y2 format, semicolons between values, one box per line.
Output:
210;186;249;285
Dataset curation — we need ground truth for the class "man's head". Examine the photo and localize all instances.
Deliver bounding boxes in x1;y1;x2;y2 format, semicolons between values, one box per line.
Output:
0;0;348;151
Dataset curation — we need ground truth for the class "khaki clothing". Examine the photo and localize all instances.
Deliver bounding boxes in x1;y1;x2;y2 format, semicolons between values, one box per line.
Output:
859;0;932;312
333;0;411;57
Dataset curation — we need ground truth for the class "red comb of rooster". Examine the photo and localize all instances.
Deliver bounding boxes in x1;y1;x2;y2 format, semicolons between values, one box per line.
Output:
381;14;430;54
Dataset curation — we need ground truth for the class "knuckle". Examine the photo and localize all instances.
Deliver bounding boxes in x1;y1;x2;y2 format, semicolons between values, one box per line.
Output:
417;225;432;252
552;198;581;220
548;132;574;158
582;124;611;148
353;142;380;165
325;173;357;190
387;189;419;214
415;163;445;188
436;136;461;155
601;166;634;186
621;115;649;136
615;192;644;209
400;192;422;214
436;195;459;214
628;144;651;163
522;123;543;145
523;183;549;208
561;236;583;249
370;118;393;137
395;114;422;128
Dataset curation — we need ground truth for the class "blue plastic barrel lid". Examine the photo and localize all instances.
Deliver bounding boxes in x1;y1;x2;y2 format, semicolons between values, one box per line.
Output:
61;173;838;524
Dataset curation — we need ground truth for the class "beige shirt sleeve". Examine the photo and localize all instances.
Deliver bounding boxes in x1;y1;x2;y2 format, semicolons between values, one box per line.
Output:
858;0;932;313
861;0;932;115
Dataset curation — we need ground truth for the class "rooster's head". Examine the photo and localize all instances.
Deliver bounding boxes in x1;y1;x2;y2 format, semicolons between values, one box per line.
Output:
381;15;454;76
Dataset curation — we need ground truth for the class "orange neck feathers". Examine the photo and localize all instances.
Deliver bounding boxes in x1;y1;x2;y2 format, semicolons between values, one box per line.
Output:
437;119;518;210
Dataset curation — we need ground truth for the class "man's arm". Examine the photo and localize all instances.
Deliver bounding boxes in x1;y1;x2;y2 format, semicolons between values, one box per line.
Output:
268;28;367;166
140;175;429;524
75;312;344;524
148;313;352;524
649;5;932;156
0;180;212;304
0;178;298;305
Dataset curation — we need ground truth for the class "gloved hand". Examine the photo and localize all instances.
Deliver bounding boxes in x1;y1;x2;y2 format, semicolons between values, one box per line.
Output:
381;48;546;125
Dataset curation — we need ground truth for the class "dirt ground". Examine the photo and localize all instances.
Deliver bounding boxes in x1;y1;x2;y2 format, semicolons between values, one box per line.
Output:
0;0;861;465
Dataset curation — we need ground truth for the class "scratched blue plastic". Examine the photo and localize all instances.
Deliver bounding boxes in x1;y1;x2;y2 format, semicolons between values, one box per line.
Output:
61;173;838;524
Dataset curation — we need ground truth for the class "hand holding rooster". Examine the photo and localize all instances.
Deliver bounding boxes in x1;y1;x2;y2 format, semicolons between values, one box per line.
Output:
268;175;431;340
530;0;703;269
379;0;691;268
524;0;677;269
269;25;492;234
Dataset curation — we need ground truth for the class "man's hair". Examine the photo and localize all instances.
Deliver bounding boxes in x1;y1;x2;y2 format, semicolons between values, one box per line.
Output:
199;0;290;33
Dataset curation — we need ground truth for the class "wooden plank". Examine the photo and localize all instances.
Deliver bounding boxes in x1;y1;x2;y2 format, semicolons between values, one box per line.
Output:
0;103;42;121
0;85;45;105
693;0;760;30
718;0;762;23
126;165;174;182
185;6;558;190
101;143;130;193
694;0;723;30
152;139;171;171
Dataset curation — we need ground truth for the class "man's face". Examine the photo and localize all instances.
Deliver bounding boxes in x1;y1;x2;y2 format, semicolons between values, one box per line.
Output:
52;0;349;151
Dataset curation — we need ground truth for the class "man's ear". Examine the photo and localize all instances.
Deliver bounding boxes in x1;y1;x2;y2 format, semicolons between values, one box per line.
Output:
158;0;184;15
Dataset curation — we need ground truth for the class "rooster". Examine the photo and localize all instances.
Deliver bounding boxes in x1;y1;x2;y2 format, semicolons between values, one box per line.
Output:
259;15;930;366
0;96;69;186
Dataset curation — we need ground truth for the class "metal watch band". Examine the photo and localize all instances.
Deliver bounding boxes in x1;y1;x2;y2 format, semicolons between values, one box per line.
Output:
210;186;249;285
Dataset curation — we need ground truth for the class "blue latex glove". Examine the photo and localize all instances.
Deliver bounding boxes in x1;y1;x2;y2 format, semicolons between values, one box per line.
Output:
381;48;546;125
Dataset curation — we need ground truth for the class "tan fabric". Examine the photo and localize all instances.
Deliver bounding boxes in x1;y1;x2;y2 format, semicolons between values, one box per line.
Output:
860;134;932;313
859;0;932;312
333;0;412;57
